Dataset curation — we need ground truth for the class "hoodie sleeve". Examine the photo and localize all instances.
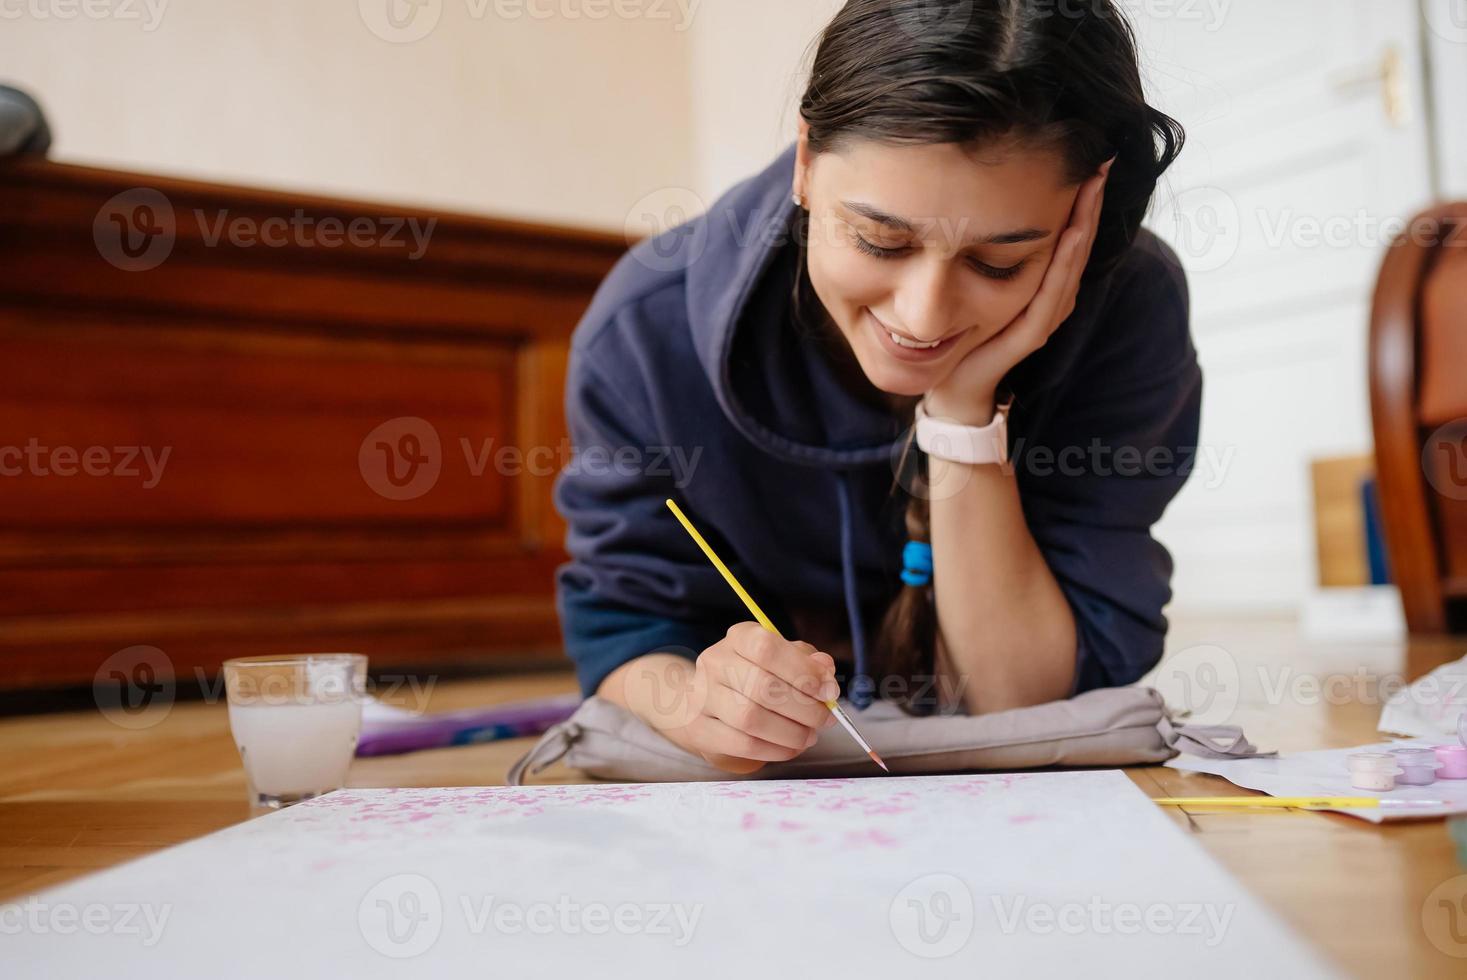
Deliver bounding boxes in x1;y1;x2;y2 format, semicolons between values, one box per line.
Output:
552;315;747;699
1015;239;1201;695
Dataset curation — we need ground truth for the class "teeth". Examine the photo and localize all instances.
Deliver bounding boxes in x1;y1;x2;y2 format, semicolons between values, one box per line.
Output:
889;331;942;350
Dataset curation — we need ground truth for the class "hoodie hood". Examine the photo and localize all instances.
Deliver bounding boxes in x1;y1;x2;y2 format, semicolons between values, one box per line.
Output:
682;141;910;470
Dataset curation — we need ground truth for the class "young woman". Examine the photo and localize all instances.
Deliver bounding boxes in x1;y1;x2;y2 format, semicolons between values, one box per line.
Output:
554;0;1197;774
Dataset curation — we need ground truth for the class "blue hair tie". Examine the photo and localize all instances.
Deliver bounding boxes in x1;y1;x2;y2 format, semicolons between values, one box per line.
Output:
900;540;933;587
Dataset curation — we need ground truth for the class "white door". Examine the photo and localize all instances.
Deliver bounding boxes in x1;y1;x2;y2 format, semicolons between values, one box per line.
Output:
1135;0;1438;614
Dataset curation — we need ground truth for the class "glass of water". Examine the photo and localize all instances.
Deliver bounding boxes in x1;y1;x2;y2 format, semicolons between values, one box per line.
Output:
222;653;368;809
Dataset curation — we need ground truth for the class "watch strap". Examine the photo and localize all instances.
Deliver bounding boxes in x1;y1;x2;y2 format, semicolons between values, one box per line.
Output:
914;396;1012;465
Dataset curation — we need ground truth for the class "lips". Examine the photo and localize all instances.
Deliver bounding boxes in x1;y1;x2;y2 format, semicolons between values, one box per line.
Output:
889;332;944;350
866;309;960;363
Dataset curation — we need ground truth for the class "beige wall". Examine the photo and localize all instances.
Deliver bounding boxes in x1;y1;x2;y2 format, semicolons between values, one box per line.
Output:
686;0;841;201
0;0;698;231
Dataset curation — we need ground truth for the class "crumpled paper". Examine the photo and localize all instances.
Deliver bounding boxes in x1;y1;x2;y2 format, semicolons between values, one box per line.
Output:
1377;654;1467;738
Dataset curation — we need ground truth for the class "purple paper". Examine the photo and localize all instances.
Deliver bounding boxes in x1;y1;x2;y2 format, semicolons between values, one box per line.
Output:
356;693;581;757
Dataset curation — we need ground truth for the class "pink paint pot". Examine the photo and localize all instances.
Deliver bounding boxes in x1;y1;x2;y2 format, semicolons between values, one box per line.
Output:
1346;752;1401;791
1389;747;1443;786
1434;744;1467;779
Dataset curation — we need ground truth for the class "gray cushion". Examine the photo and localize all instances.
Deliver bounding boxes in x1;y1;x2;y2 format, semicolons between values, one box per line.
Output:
508;686;1272;784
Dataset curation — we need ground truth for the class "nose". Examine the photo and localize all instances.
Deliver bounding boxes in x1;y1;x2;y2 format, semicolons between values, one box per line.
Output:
890;257;958;343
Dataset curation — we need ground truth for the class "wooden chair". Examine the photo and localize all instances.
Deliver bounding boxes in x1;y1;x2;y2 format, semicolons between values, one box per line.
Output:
1369;203;1467;633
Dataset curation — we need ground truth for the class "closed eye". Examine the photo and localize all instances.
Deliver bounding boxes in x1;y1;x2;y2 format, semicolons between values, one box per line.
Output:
851;233;907;259
851;232;1026;282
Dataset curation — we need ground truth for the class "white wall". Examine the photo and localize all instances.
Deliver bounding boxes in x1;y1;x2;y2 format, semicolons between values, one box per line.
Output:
1135;1;1438;615
1425;0;1467;197
0;0;696;231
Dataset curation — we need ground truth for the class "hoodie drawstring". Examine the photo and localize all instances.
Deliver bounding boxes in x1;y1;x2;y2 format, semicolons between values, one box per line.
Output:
833;471;873;710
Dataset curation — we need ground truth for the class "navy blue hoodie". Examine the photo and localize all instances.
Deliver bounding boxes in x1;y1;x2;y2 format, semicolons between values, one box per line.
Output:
553;141;1200;705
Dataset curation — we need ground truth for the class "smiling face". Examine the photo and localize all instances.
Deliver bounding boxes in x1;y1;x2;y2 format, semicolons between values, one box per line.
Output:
793;131;1082;397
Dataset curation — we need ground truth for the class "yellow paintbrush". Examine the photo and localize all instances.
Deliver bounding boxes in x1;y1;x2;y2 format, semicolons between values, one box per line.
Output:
1152;796;1448;810
664;498;888;772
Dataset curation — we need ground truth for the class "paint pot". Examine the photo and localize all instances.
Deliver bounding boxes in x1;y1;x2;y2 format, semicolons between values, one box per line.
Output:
1390;747;1442;786
1435;744;1467;780
1346;752;1401;791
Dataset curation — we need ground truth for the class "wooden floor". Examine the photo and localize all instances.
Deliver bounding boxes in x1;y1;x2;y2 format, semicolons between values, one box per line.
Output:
2;616;1466;977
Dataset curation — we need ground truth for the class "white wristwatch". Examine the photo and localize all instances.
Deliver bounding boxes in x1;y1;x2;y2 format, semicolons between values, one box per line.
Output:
914;395;1013;465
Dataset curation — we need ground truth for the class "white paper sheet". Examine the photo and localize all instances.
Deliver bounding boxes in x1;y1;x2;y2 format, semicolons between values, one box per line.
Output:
1;772;1338;978
1378;653;1467;738
1167;737;1467;822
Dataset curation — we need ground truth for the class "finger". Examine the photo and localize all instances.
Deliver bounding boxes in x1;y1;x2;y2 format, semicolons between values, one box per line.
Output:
1059;182;1106;308
798;650;841;727
701;639;834;729
1011;226;1086;344
1076;165;1110;259
727;623;840;702
799;642;837;676
1050;170;1104;290
984;231;1084;367
1076;156;1112;216
984;165;1110;361
707;679;819;751
742;663;835;729
701;752;766;775
1055;171;1110;320
1086;160;1112;222
696;714;808;763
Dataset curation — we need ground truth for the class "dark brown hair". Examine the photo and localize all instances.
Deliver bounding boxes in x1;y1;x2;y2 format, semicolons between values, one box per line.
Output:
790;0;1184;713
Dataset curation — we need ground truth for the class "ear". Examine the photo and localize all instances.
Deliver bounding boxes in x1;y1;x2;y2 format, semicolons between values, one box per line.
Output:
793;115;812;201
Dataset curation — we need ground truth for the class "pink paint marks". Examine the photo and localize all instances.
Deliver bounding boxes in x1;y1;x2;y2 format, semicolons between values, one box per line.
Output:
288;775;1050;858
941;773;1035;797
285;782;662;833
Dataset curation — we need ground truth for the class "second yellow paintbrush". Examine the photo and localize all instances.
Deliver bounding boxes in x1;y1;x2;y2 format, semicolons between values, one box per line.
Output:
664;498;888;772
1152;797;1448;810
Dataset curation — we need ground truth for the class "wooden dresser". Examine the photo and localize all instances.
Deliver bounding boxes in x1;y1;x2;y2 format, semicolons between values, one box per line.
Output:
0;158;628;689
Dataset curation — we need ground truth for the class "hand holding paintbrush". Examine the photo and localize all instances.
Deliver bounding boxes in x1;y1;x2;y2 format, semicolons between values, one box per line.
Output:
595;499;887;775
598;614;845;775
664;498;888;773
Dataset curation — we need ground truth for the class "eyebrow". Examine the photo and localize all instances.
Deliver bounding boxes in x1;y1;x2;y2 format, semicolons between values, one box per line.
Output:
841;200;1052;246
